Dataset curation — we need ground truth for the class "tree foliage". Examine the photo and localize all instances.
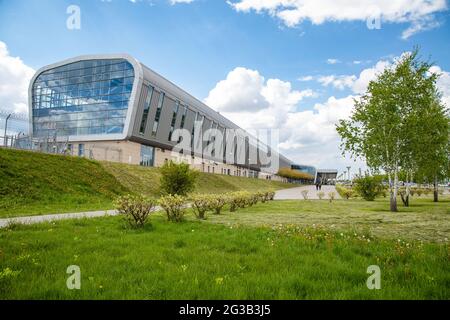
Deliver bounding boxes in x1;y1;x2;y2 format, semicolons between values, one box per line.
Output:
337;48;449;211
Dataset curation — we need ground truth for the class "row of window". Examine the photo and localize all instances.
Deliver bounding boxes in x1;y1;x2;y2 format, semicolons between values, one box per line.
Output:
33;104;128;118
34;93;131;110
38;60;132;82
33;125;124;137
34;117;126;130
34;77;134;97
34;70;134;90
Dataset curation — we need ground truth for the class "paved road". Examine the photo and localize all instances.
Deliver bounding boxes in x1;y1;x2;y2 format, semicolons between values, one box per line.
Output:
275;185;341;200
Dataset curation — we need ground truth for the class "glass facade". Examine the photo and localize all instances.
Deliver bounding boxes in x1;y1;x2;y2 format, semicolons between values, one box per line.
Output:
140;145;154;167
139;85;154;135
291;164;316;177
32;59;135;138
152;93;165;136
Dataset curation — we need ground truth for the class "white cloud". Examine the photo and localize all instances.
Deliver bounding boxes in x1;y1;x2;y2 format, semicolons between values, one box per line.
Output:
204;67;356;170
169;0;194;4
326;58;340;65
0;41;35;115
429;65;450;109
228;0;447;38
318;75;357;90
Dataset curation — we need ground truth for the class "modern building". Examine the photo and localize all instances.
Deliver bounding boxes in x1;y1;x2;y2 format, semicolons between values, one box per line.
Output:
29;54;293;180
291;164;338;184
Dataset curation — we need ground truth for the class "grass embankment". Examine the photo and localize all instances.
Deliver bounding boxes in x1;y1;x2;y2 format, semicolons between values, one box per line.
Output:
0;200;449;299
0;148;293;218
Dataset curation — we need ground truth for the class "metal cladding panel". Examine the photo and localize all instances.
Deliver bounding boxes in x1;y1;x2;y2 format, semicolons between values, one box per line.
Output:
155;95;175;143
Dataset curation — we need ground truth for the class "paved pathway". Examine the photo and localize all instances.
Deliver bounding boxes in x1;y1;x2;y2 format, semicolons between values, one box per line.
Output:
0;210;119;229
274;185;341;200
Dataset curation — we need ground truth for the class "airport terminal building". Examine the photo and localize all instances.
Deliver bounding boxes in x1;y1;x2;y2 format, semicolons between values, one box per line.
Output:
29;54;296;180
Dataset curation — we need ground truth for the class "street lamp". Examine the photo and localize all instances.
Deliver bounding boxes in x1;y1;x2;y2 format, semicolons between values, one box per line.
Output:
4;113;12;147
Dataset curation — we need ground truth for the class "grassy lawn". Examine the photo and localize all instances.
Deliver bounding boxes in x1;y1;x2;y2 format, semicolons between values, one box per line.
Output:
0;148;294;218
206;197;450;243
0;198;449;300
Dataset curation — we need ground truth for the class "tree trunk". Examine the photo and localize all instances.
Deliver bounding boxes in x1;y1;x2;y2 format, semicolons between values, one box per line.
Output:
433;176;439;202
388;171;398;212
390;170;398;212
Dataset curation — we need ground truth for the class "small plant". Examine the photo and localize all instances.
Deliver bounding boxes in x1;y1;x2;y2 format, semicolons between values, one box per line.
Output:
416;188;423;197
257;191;267;203
317;191;325;200
268;190;276;201
159;160;199;196
353;175;384;201
158;194;187;222
210;194;227;215
328;192;336;202
301;190;309;200
114;194;155;228
191;194;212;220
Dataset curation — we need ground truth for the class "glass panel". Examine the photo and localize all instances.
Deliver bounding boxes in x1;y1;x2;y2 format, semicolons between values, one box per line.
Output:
31;58;135;138
152;92;165;137
139;86;154;135
140;145;154;167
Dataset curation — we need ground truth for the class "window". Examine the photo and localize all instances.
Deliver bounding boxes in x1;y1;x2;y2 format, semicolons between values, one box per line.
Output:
152;92;165;137
180;106;187;129
139;86;154;134
168;101;180;141
140;145;154;167
78;144;85;157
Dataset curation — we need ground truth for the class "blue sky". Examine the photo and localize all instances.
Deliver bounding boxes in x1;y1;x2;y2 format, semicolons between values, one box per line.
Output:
0;0;449;171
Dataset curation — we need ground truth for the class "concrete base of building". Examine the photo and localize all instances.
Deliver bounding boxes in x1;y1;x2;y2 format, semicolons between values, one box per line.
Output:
67;140;287;182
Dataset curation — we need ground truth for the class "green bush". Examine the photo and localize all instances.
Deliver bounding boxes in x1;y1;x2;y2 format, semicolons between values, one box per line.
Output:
268;190;276;201
336;185;354;199
114;194;155;228
159;161;198;196
158;194;187;222
209;194;227;215
191;194;212;220
353;175;384;201
317;191;325;200
227;191;249;211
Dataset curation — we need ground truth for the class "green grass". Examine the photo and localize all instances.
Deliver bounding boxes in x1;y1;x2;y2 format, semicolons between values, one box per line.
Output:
206;197;450;243
0;148;293;218
0;148;128;218
0;203;448;300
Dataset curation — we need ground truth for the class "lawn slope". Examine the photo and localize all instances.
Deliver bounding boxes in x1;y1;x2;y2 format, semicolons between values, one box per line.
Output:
0;148;128;218
0;148;293;217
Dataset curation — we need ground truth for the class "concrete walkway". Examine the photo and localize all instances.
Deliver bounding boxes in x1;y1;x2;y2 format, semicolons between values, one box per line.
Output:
0;210;119;229
275;185;341;200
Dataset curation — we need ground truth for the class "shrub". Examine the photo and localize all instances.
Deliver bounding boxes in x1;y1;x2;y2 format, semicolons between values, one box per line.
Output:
416;188;423;197
353;175;384;201
328;192;336;202
191;194;212;220
210;194;227;215
158;194;187;222
301;190;309;200
257;191;267;203
336;185;355;199
159;161;199;196
317;191;325;200
268;190;276;201
227;191;250;211
114;194;155;228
